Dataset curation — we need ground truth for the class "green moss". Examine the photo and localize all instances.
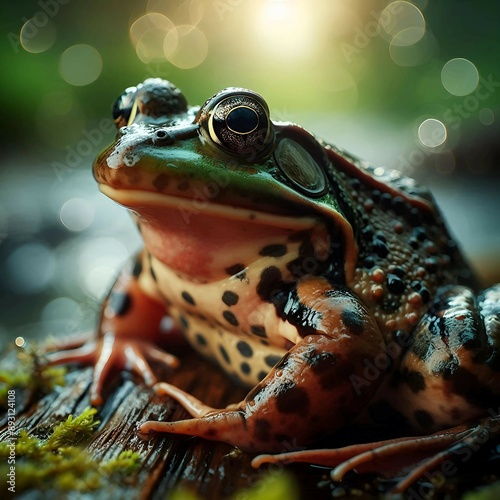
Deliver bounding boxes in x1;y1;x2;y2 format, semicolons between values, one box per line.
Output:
0;344;66;406
462;481;500;500
170;471;299;500
0;407;141;493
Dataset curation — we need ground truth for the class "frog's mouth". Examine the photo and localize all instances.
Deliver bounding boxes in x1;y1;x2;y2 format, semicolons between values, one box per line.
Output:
99;184;351;281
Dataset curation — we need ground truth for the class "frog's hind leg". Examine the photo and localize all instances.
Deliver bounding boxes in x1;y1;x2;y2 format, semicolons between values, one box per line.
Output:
253;284;500;493
253;415;500;494
392;283;500;433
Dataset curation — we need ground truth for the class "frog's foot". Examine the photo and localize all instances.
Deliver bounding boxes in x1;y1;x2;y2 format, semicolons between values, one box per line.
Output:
252;415;500;494
45;332;179;406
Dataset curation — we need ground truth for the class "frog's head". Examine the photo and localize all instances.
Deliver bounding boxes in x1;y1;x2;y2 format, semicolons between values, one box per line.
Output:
94;79;357;281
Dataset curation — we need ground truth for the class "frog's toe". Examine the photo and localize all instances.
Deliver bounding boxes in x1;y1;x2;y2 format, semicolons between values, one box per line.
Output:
45;331;180;406
153;382;218;417
43;331;95;353
253;416;500;494
44;340;98;366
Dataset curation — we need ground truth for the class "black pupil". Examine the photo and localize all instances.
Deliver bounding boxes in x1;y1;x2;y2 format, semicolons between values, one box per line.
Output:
226;106;259;134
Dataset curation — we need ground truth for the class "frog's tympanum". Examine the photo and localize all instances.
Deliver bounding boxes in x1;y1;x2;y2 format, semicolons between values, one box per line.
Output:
48;79;500;493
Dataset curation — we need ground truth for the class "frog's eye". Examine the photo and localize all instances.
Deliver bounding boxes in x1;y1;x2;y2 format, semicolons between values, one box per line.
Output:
199;90;273;157
274;138;328;197
112;86;138;128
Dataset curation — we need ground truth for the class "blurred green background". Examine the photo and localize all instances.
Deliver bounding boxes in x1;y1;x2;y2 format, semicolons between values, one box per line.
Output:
1;0;499;348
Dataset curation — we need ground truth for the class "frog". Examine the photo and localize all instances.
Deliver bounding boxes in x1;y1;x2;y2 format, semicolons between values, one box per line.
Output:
46;78;500;493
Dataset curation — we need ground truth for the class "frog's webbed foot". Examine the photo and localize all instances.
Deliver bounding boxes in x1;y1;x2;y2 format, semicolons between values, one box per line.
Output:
45;332;179;406
252;415;500;494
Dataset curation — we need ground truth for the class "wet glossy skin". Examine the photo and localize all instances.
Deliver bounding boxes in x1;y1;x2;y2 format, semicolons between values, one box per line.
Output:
48;79;500;492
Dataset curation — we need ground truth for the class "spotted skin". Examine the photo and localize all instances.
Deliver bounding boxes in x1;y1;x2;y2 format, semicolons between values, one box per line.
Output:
46;78;500;493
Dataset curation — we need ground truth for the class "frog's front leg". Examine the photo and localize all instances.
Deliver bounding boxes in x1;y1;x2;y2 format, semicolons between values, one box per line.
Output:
139;280;386;452
45;250;180;405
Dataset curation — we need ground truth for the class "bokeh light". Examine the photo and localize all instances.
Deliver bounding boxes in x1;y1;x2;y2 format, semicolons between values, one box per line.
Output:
164;25;208;69
380;1;426;46
389;30;436;67
441;58;479;96
130;13;175;63
479;108;494;126
60;198;95;232
59;44;103;86
418;118;447;148
15;336;26;348
20;18;56;53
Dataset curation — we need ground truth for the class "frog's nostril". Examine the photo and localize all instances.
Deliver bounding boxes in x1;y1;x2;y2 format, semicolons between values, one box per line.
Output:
153;129;174;145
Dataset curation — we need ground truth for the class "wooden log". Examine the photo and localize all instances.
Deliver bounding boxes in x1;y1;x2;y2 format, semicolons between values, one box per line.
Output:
0;348;332;499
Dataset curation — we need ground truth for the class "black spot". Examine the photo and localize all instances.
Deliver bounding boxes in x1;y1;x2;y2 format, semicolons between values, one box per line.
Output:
132;259;143;277
387;274;406;294
308;350;337;373
181;291;195;305
195;333;207;347
412;227;428;241
408;237;419;249
392;266;405;278
150;264;157;281
250;325;267;338
392;196;405;215
341;307;365;334
380;193;393;209
178;180;190;191
414;409;434;429
225;263;245;276
257;266;284;302
223;310;239;326
401;369;426;392
425;257;439;272
219;345;230;364
446;367;497;408
237;340;253;358
419;287;431;304
108;291;131;316
179;315;189;330
254;418;271;441
259;244;287;257
409;207;423;225
361;225;374;239
257;370;268;381
275;382;310;416
240;362;251;375
222;291;239;306
372;239;389;258
308;350;344;390
363;256;376;269
152;173;169;191
265;354;282;368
